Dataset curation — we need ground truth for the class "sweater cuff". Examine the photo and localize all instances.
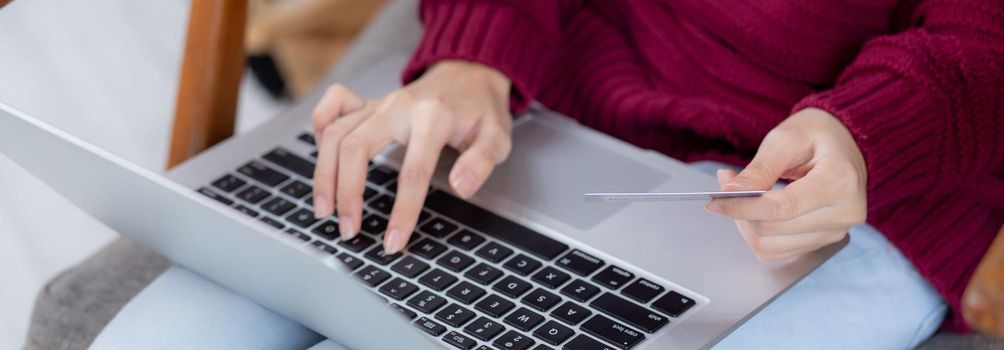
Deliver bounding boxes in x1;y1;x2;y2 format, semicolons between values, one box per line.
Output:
794;72;948;210
402;0;557;113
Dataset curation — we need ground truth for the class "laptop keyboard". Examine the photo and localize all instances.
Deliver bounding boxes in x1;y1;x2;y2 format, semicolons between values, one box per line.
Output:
195;132;699;350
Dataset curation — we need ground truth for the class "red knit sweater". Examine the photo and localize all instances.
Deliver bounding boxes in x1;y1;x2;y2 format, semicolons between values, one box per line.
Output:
402;0;1004;331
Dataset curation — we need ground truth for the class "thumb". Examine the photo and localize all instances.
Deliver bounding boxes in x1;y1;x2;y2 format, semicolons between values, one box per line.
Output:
716;168;737;189
726;138;805;191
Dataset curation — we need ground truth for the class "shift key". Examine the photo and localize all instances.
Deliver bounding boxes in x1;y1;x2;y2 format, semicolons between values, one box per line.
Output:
580;315;645;350
590;292;669;333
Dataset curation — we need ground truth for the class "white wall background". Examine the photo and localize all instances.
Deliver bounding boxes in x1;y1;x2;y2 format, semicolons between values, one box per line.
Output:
0;1;287;348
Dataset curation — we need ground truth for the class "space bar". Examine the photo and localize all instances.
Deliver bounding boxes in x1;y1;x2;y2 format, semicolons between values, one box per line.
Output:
425;191;568;260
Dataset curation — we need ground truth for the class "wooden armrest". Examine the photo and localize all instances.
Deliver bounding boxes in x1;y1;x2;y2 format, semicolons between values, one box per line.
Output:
167;0;247;168
964;224;1004;336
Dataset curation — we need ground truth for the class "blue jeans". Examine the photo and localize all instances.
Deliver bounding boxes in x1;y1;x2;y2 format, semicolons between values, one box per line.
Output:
90;162;947;349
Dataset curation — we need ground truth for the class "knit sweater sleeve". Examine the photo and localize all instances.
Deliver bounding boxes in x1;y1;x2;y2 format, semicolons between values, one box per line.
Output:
401;0;580;113
794;0;1004;331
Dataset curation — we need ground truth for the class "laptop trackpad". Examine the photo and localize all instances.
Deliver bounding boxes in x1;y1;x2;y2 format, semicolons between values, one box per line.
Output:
479;117;666;230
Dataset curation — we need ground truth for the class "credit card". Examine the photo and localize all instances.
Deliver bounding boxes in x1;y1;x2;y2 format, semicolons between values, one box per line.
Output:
584;190;766;202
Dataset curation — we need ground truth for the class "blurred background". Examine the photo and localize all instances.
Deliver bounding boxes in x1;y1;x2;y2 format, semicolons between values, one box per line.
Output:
0;0;299;347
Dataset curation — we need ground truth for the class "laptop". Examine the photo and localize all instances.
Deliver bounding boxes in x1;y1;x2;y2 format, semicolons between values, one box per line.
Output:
0;74;844;349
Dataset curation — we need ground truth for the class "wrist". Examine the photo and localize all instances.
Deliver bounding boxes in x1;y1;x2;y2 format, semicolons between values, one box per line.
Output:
426;60;511;96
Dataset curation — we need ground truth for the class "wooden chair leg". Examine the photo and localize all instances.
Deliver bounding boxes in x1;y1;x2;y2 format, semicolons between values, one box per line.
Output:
167;0;248;169
964;224;1004;337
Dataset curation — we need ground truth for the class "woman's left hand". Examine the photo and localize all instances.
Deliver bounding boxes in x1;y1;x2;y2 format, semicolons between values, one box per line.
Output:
706;108;868;261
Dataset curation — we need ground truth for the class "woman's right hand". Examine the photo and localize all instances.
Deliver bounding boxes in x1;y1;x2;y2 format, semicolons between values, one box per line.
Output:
311;60;513;254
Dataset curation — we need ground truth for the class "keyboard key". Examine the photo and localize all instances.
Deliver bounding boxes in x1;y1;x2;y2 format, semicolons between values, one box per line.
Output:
263;147;315;179
279;180;312;199
521;288;561;312
493;275;533;298
281;227;307;239
475;241;514;263
419;210;432;224
354;265;390;287
390;303;418;320
591;266;634;290
447;229;486;250
420;217;459;238
379;278;419;301
338;234;375;252
447;281;486;304
367;166;397;186
437;250;475;272
531;266;571;289
236;186;270;204
494;330;536;350
464;316;506;341
286;208;320;228
415;316;448;336
336;252;363;271
620;279;665;304
365;245;403;265
556;250;604;277
238;161;289;187
425;191;568;260
564;335;615;350
359;215;388;236
580;315;644;350
442;330;478;350
464;263;504;285
532;345;554;350
503;254;542;276
198;187;234;205
475;294;516;318
532;320;574;346
651;291;695;317
368;194;394;214
391;256;429;278
211;174;246;192
560;280;601;302
312;220;340;240
311;241;338;254
411;239;448;260
503;307;544;331
261;197;296;216
297;132;315;145
407;291;447;314
233;204;259;217
435;304;476;328
419;269;458;291
550;302;591;326
363;186;378;201
590;293;668;333
261;215;285;228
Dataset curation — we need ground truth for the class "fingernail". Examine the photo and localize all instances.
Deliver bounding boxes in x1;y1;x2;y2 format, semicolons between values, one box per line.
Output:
705;202;724;215
452;171;476;198
384;228;404;254
314;196;329;218
339;216;355;241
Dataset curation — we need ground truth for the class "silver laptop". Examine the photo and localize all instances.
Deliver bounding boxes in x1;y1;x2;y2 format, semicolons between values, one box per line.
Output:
0;80;844;348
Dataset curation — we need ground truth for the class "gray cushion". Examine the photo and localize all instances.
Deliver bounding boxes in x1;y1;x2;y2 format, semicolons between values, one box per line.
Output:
25;238;169;350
